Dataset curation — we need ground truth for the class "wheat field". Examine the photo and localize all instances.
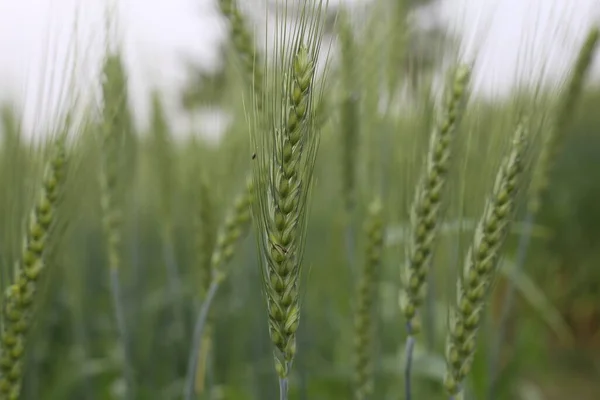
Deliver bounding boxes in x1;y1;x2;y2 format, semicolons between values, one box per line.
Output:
0;1;599;400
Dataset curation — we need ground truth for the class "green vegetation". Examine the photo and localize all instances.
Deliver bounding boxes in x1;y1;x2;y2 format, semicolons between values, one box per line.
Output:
0;1;599;399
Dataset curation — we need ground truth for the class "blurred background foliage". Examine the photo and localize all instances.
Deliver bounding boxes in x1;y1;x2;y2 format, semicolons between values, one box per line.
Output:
0;0;599;399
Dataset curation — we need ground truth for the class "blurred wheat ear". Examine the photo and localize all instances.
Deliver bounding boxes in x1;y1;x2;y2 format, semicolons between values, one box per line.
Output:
528;26;599;213
353;198;384;400
193;173;217;395
488;25;600;399
0;136;67;399
184;177;253;400
444;122;530;399
99;51;137;400
217;0;265;110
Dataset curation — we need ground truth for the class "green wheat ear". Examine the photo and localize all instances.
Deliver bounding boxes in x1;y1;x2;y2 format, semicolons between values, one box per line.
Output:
444;122;529;397
261;43;316;378
184;177;253;400
249;2;330;397
217;0;264;109
0;137;67;399
338;10;360;213
401;65;471;331
354;199;384;400
196;173;217;299
99;50;137;399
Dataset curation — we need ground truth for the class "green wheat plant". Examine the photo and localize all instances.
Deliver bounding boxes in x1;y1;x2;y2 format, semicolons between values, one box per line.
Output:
0;1;598;398
148;92;186;343
249;1;330;398
0;135;68;399
192;172;217;396
98;52;137;400
184;177;253;400
353;198;384;400
444;122;530;399
488;25;600;398
401;64;471;400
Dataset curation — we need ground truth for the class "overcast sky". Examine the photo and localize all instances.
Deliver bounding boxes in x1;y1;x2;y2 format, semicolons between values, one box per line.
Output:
0;0;598;139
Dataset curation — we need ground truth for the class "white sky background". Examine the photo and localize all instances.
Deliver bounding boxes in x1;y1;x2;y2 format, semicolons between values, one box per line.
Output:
0;0;598;140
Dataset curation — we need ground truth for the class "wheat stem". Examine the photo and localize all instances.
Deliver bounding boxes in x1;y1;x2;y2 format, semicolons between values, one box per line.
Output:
184;279;219;400
109;267;136;399
279;375;290;400
404;328;416;400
